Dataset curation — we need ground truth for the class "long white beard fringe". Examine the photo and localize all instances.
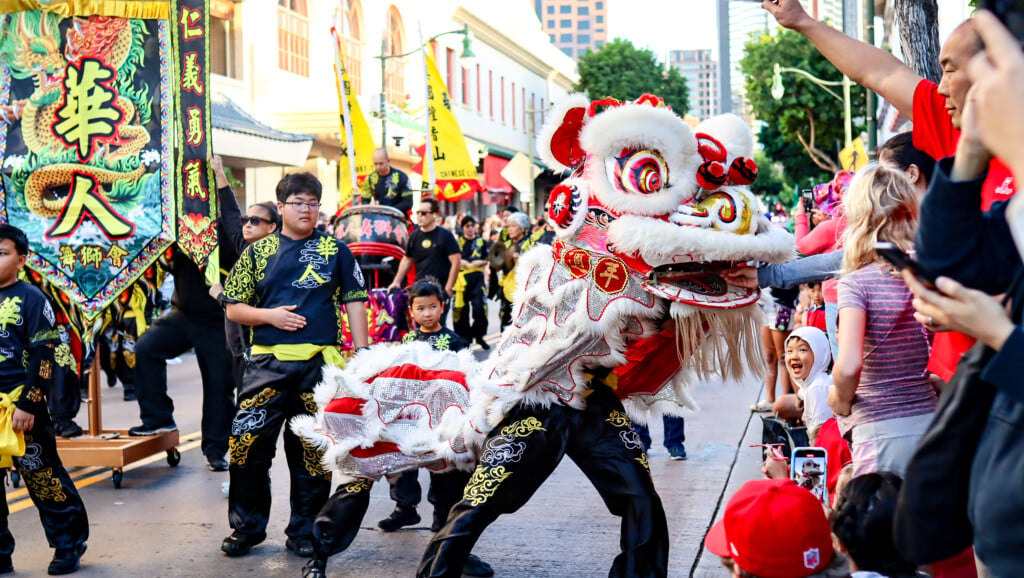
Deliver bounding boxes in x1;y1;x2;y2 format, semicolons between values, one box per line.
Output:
669;301;766;384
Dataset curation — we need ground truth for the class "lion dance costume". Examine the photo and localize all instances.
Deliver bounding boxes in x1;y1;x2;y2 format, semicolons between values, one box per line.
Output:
292;95;794;577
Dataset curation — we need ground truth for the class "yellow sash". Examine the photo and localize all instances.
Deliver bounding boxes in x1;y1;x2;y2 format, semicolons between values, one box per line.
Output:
250;344;346;368
0;386;26;468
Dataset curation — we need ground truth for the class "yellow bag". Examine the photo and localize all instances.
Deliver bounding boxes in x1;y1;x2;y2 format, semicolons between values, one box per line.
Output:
0;385;26;468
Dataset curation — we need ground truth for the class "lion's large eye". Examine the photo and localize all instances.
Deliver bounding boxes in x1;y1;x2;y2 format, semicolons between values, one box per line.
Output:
606;149;668;195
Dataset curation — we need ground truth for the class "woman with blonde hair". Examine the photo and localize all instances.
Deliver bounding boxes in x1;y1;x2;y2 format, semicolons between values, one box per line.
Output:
827;164;937;477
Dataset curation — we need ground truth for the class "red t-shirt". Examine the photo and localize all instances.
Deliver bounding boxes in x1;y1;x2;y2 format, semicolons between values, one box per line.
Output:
912;80;1017;381
912;79;1016;210
806;308;827;332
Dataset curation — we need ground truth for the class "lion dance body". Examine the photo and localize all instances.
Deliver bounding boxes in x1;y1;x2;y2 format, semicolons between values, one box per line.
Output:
293;95;795;577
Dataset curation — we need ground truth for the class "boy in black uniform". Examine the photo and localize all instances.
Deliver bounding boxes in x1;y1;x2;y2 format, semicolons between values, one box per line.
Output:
0;224;88;575
302;279;492;578
452;217;490;350
220;172;369;559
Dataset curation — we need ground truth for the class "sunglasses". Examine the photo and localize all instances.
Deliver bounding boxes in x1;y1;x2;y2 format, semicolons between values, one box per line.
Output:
241;216;271;226
417;210;435;215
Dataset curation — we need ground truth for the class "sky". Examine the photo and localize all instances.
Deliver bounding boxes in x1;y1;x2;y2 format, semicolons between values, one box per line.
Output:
607;0;974;64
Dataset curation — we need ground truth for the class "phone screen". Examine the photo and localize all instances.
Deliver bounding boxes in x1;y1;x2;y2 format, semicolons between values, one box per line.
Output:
791;447;828;505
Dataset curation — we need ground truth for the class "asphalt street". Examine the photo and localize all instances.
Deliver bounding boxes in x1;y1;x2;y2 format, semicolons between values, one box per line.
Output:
6;310;769;577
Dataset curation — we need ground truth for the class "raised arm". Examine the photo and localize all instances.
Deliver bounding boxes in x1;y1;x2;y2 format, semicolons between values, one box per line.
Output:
764;0;922;119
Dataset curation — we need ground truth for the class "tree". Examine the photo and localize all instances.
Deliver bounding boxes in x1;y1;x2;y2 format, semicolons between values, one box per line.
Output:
750;150;795;208
740;29;866;184
893;0;941;82
576;39;689;115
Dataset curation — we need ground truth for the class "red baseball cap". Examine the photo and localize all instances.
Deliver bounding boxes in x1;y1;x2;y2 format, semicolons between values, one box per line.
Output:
704;479;833;578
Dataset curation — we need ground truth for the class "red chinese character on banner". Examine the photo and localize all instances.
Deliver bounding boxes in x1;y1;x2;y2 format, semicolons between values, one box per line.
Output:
179;6;205;40
181;52;204;95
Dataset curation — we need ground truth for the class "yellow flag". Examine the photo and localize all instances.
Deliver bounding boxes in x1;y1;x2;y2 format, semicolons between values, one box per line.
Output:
332;29;375;209
839;137;868;172
422;50;479;202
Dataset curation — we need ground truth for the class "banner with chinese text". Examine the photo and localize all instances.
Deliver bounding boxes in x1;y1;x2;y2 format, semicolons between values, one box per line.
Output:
172;0;216;280
418;50;479;202
0;9;174;337
333;27;374;211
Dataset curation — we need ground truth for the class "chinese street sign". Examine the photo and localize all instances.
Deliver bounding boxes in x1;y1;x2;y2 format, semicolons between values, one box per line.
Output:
0;8;175;339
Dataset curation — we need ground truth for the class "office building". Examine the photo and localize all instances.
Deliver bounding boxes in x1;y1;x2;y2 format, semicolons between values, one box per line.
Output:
534;0;608;59
669;49;718;120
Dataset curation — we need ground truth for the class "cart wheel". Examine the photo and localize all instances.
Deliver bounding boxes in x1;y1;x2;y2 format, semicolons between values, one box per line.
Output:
9;471;20;488
166;448;181;467
112;469;123;489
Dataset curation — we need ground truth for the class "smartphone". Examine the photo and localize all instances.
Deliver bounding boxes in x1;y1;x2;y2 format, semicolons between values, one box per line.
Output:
791;447;828;505
980;0;1024;47
800;189;815;214
875;241;938;288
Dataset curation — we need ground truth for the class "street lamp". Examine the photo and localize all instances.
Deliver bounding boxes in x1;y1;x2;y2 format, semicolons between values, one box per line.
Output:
375;23;475;148
771;63;853;148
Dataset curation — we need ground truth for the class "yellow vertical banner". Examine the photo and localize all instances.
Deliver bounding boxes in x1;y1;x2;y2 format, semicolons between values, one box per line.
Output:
422;50;479;202
332;27;374;210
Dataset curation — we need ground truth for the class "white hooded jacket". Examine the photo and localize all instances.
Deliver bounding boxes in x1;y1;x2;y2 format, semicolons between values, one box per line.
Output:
787;326;834;437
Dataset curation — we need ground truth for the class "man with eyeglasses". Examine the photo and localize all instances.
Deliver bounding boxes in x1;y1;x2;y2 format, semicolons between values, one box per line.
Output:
127;155;244;474
383;196;461;532
359;148;414;214
220;172;369;559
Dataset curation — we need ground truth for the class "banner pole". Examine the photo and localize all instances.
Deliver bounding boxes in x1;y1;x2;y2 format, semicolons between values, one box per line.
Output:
418;24;433;213
332;24;359;202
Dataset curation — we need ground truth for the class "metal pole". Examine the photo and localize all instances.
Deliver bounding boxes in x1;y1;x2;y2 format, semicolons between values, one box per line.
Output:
865;0;877;155
418;25;433;214
842;75;852;147
333;28;359;200
379;36;387;149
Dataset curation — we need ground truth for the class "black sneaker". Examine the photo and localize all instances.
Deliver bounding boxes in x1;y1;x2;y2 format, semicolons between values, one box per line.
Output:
123;390;137;402
377;506;420;532
54;420;83;438
206;454;229;472
667;445;687;461
0;553;11;575
128;423;177;436
220;531;265;557
463;553;494;577
302;558;327;578
285;536;315;558
48;543;86;575
475;337;491;350
431;509;445;533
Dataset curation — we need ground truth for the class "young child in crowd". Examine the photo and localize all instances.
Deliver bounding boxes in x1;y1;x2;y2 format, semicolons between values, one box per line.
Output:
402;278;468;352
806;282;828;332
0;224;89;575
705;478;849;577
831;472;924;578
829;164;937;477
772;326;833;442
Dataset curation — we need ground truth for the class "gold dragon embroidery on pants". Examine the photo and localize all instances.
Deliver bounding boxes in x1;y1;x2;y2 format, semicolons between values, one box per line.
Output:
239;387;277;410
498;417;545;438
636;453;651;474
300;392;318;416
300;437;329;479
21;467;67;502
606;410;631;429
230;432;257;466
342;478;372;494
463;465;512;506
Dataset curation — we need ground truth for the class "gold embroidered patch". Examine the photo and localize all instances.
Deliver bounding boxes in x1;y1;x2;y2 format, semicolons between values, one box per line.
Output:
239;388;277;410
21;467;67;503
606;410;631;429
229;432;257;466
39;360;52;380
300;392;318;416
343;478;372;494
300;438;327;478
636;453;650;474
498;417;545;438
463;465;512;506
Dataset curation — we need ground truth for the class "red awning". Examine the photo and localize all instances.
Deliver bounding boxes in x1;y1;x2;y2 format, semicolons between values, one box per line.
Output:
483;154;513;193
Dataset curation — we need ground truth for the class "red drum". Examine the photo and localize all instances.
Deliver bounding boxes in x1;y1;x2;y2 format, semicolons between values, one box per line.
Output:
334;205;409;289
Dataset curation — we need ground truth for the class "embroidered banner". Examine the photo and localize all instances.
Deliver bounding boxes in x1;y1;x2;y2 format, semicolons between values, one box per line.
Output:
416;50;479;203
171;0;216;280
332;26;374;212
0;10;174;336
